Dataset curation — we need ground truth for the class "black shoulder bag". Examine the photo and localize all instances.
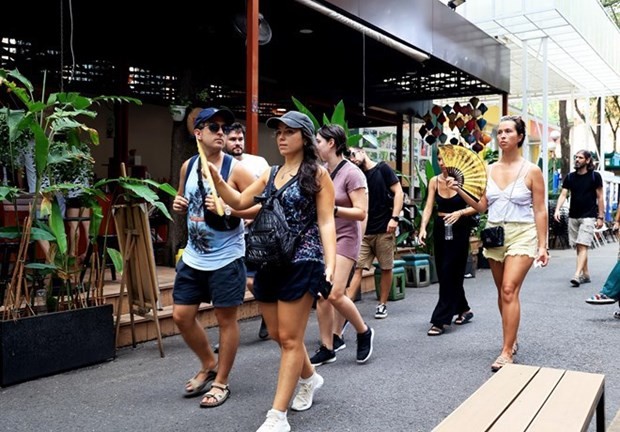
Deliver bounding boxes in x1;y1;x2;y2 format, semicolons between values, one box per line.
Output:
190;153;241;231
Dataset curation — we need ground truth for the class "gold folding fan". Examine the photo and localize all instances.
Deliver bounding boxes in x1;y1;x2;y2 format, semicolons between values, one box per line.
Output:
438;145;487;201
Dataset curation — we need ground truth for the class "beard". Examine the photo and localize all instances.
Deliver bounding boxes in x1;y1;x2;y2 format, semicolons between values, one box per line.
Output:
228;146;243;156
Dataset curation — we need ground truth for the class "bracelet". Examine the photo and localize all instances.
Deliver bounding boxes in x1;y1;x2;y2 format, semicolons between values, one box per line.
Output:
596;216;603;220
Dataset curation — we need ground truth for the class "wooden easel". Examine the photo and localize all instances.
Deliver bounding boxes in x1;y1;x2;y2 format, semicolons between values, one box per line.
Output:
112;200;165;358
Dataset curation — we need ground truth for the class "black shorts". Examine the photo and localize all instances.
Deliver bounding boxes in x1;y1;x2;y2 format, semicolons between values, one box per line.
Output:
173;257;246;307
65;196;87;209
253;260;325;302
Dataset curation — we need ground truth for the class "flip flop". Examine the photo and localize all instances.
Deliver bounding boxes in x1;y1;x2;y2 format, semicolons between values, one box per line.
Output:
184;369;217;398
454;311;474;325
199;383;231;408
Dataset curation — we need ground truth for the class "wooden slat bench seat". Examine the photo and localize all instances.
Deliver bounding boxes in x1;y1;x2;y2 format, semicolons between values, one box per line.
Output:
433;364;605;432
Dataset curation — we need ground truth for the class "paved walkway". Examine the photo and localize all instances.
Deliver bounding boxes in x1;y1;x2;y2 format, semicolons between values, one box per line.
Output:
2;243;619;431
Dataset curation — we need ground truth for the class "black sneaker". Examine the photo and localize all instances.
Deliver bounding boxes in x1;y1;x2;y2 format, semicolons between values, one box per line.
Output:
356;326;375;364
258;317;269;340
333;334;346;352
374;303;388;319
310;345;336;366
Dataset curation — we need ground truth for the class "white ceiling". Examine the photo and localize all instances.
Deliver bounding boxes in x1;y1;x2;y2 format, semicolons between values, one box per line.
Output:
451;0;620;99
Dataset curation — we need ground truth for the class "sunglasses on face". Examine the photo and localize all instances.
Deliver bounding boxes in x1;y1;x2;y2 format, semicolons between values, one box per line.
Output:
204;123;232;134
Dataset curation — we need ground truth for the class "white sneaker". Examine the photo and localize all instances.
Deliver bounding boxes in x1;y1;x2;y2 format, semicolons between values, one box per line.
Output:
290;372;324;412
256;409;290;432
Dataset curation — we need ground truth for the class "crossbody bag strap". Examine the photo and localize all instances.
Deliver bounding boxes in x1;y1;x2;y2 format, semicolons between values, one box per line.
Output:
501;160;527;224
330;159;348;180
271;166;313;237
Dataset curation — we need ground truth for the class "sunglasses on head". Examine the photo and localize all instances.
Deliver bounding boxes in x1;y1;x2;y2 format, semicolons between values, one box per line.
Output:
203;123;232;134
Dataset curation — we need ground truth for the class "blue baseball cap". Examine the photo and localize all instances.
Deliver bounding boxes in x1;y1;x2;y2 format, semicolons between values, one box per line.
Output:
193;107;235;129
266;111;315;137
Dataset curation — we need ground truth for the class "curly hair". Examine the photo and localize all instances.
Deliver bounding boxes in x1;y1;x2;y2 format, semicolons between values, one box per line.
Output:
298;125;321;196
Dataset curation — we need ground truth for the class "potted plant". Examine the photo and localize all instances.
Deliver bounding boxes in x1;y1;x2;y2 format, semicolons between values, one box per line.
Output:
0;68;176;386
169;104;188;122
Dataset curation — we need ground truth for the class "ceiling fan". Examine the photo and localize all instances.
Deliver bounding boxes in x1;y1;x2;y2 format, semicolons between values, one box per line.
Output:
233;12;272;45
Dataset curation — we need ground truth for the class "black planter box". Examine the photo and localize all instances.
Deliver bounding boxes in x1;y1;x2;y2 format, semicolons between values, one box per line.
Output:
0;304;116;387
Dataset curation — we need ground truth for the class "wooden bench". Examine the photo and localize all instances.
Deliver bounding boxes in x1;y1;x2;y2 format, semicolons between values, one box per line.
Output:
433;364;605;432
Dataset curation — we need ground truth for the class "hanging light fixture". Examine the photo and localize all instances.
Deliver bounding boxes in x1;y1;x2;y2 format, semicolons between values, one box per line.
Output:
447;0;466;10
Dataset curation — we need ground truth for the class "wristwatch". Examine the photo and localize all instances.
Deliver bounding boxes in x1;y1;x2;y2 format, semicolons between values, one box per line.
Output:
224;205;232;217
391;216;400;222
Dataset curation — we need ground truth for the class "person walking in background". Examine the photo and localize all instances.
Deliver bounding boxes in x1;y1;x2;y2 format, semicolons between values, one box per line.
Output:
225;122;271;340
418;149;477;336
60;141;95;262
171;107;255;408
455;115;549;372
553;149;604;287
347;147;403;319
310;124;374;366
208;111;336;432
586;211;620;312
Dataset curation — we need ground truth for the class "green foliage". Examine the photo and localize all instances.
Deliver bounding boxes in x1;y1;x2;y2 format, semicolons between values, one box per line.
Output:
0;68;174;310
291;97;371;148
410;159;437;255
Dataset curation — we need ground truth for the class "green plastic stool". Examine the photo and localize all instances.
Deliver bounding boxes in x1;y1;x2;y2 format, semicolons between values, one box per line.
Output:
374;266;406;301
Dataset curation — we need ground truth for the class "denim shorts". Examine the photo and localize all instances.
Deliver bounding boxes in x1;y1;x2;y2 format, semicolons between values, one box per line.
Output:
483;222;537;263
253;261;325;302
173;257;246;307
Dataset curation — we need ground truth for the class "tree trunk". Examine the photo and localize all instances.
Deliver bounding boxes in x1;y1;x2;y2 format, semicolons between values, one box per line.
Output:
167;122;195;264
558;100;571;178
165;70;203;266
574;98;601;157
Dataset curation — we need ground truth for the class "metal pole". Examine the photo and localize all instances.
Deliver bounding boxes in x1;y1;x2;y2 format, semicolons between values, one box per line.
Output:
542;37;549;209
521;40;529;161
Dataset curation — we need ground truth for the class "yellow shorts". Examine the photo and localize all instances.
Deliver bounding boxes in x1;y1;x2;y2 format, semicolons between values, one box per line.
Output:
482;222;537;263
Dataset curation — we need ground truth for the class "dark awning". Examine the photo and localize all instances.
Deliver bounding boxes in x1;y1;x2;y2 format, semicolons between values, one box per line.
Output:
2;0;509;126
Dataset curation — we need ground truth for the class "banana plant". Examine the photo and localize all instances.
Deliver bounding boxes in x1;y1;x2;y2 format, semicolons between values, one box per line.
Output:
0;68;175;314
291;97;377;148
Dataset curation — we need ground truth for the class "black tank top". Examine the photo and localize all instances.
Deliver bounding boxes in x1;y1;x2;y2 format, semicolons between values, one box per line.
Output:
436;192;467;213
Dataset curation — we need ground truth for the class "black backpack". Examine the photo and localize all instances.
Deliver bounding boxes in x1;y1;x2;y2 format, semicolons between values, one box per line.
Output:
245;166;311;267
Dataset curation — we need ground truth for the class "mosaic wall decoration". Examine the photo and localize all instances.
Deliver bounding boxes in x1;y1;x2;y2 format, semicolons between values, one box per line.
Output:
419;97;491;153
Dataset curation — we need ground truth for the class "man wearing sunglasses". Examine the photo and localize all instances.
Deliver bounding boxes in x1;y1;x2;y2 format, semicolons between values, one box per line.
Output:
171;107;256;408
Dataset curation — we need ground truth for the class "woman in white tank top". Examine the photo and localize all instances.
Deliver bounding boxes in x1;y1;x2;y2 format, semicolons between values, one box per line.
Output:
448;115;549;372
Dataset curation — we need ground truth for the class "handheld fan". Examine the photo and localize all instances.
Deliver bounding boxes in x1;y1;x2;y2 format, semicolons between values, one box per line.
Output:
438;144;487;201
